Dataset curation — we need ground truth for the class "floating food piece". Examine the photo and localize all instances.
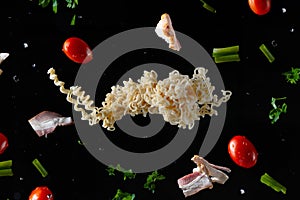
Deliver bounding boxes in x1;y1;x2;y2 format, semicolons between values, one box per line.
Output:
177;155;231;197
228;135;258;168
0;53;9;75
28;186;54;200
155;13;181;51
0;53;9;64
0;132;9;154
48;67;232;131
62;37;93;64
28;111;73;137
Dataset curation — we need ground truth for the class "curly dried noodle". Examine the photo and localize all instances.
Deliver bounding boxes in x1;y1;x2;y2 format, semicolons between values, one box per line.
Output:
47;67;232;131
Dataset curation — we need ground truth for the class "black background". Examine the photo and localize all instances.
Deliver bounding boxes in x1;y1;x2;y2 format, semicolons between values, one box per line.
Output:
0;0;298;200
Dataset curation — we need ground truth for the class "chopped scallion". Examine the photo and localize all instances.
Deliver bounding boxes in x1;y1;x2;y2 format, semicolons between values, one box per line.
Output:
0;160;12;169
32;158;48;177
214;54;240;63
0;168;13;177
259;44;275;63
260;173;286;194
200;0;216;13
212;45;239;57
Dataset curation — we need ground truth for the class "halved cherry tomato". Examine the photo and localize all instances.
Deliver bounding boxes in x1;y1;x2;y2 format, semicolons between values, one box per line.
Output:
228;135;258;168
28;186;54;200
0;132;9;154
62;37;93;64
248;0;271;15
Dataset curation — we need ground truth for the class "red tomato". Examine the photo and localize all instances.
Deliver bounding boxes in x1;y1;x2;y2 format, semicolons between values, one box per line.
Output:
62;37;93;64
228;135;258;168
28;186;54;200
0;132;9;154
248;0;271;15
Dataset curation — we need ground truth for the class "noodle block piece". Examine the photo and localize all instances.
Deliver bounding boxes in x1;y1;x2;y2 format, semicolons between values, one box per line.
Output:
155;13;181;51
28;111;73;137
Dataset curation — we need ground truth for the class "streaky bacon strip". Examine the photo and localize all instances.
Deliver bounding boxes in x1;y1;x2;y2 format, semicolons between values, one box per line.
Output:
177;155;230;197
28;111;73;137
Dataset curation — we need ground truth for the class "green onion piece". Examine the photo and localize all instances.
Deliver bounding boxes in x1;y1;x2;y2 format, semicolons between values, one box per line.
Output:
0;168;13;177
202;3;216;13
259;44;275;63
199;0;216;13
0;160;12;169
214;54;240;63
32;158;48;177
260;173;286;194
212;45;239;57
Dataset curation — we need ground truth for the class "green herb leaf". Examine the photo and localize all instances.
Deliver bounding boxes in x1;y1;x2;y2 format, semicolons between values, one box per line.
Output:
0;169;13;177
70;14;76;25
52;0;58;13
260;173;286;194
112;189;135;200
144;170;166;193
269;97;287;124
38;0;51;8
282;67;300;84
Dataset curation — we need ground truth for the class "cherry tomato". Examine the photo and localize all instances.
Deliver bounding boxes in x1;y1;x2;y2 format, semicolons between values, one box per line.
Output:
28;186;54;200
248;0;271;15
0;132;9;154
228;135;258;168
62;37;93;64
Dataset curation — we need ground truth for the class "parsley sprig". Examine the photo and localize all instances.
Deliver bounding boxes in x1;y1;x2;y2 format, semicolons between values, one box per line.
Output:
269;97;287;124
37;0;78;25
282;67;300;84
112;189;135;200
106;164;136;180
144;170;166;193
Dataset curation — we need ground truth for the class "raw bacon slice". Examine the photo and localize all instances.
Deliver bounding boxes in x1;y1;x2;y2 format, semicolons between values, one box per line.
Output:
177;171;213;197
28;111;73;137
155;13;181;51
177;155;230;197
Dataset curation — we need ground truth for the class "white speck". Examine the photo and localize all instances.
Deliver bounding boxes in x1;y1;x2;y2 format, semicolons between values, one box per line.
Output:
32;63;36;68
246;92;250;95
23;43;29;48
99;147;104;151
271;40;278;47
13;75;20;82
78;15;83;19
282;8;286;13
19;177;24;181
290;28;295;33
281;138;286;142
240;188;245;194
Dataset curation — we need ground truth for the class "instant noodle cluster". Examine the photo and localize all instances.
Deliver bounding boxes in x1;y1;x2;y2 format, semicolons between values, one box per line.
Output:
47;67;232;131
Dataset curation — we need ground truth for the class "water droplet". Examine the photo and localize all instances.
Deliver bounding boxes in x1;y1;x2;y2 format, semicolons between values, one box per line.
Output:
23;43;29;48
282;8;286;13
